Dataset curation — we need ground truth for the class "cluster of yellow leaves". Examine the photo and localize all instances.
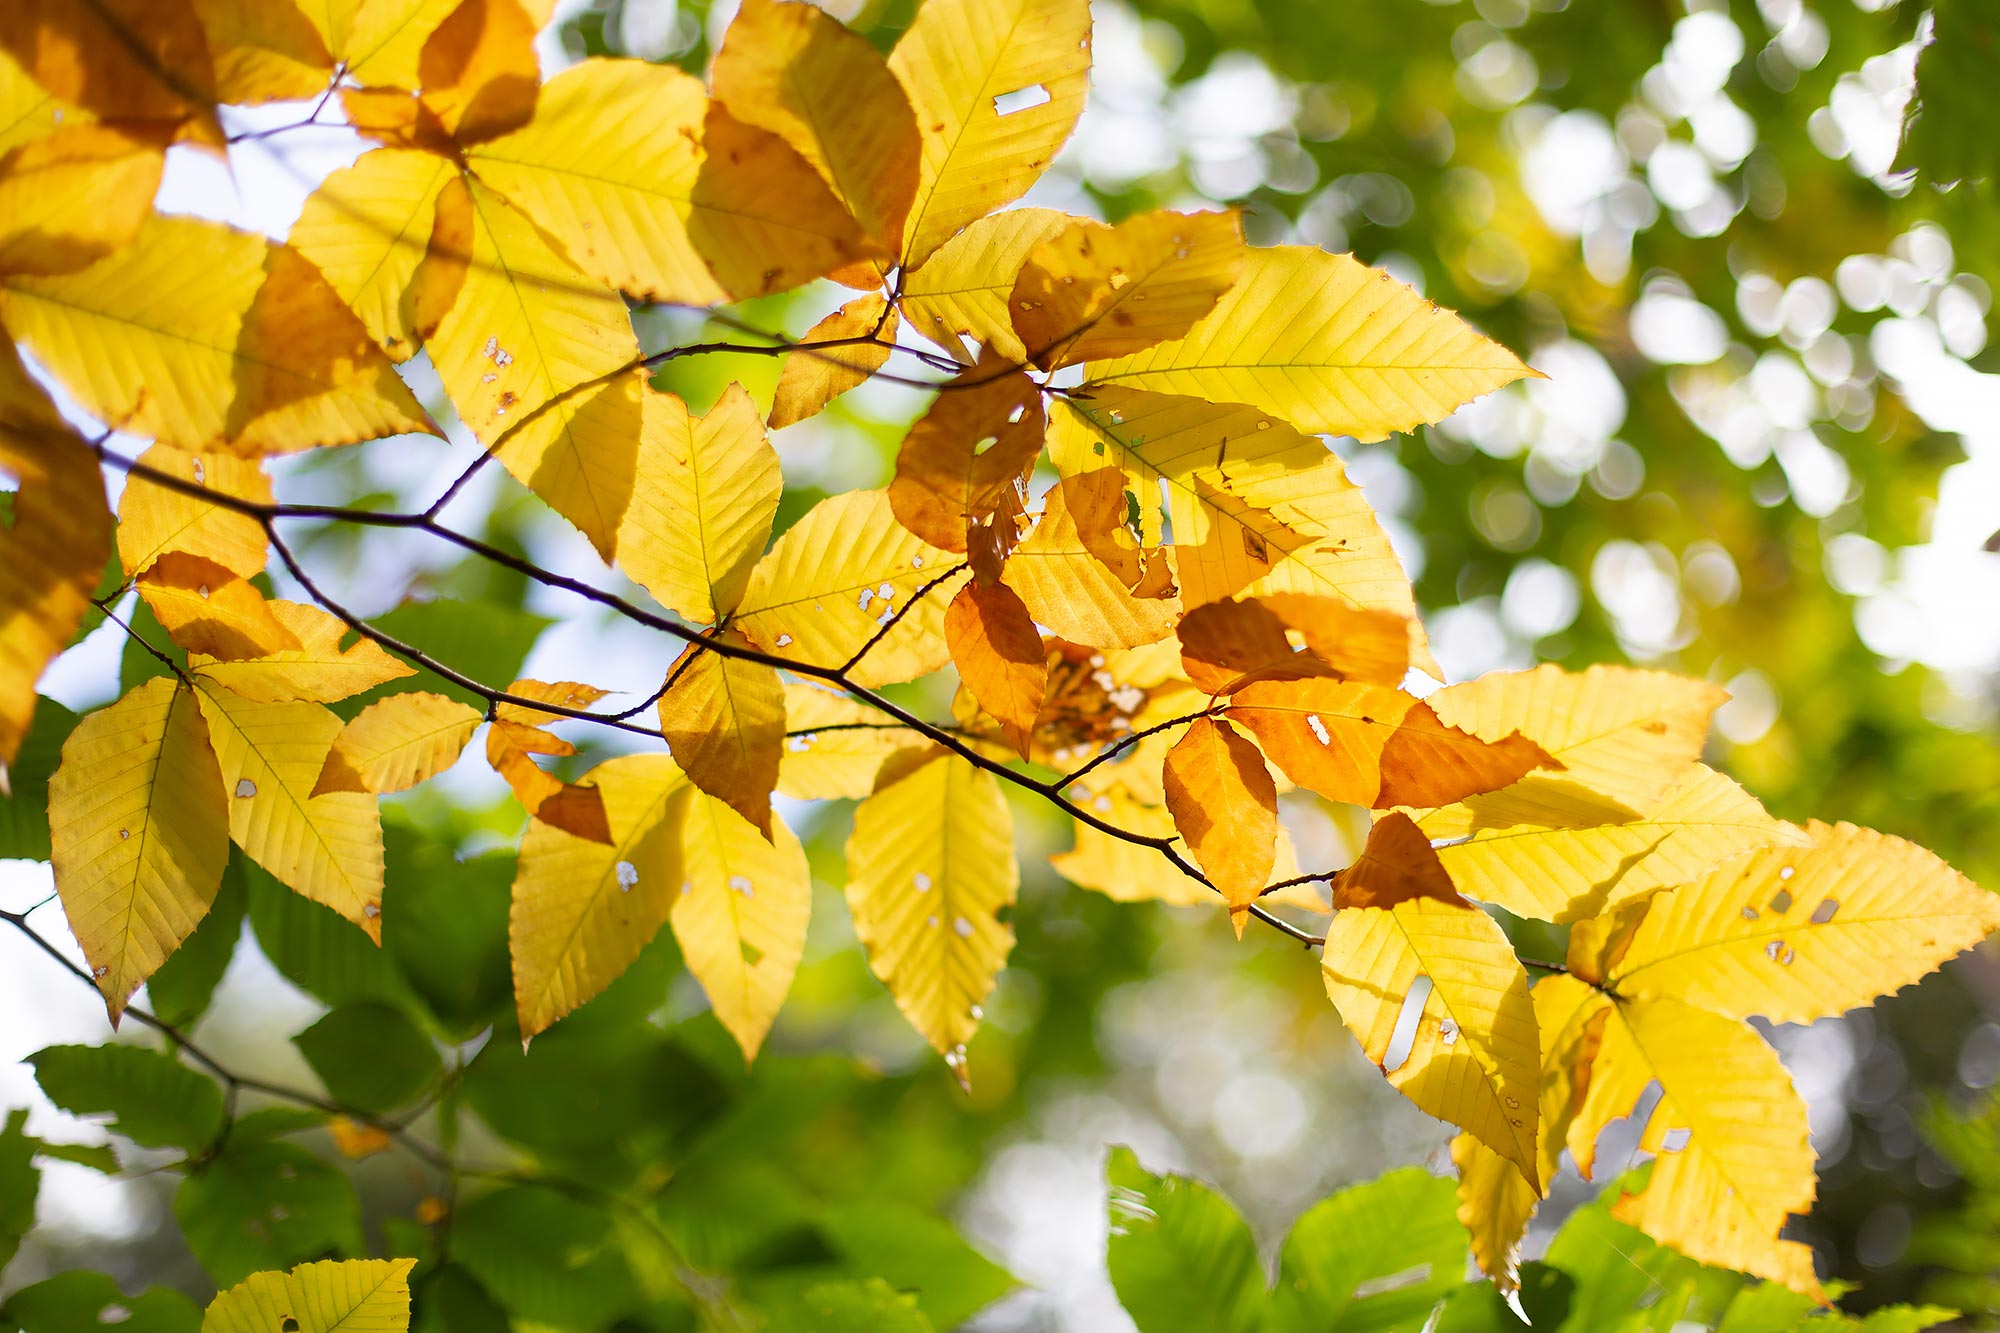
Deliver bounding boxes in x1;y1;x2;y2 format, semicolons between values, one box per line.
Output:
3;0;1995;1299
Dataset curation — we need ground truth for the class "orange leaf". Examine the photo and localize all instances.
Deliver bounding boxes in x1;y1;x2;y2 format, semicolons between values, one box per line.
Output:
1329;812;1468;910
1162;715;1275;917
1177;597;1335;696
137;553;302;660
0;0;223;146
418;0;538;143
887;358;1044;556
656;638;786;839
1058;469;1175;599
945;581;1047;757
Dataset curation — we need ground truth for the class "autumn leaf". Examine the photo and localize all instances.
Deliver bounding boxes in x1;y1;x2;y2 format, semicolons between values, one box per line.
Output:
510;753;692;1038
486;680;613;844
0;214;438;453
845;750;1017;1079
185;600;414;703
945;580;1048;758
768;295;899;429
1452;1133;1537;1297
1005;480;1182;649
617;381;781;625
775;683;914;800
116;444;271;579
1086;246;1534;440
288;148;457;361
1177;595;1408;696
1010;209;1244;368
311;692;482;797
304;0;462;92
192;678;386;940
49;678;229;1023
901;208;1071;362
656;638;786;839
887;361;1045;555
710;0;921;263
187;0;334;104
888;0;1092;267
0;0;223;146
1162;717;1276;919
671;792;812;1062
416;0;539;144
1321;895;1541;1183
1327;813;1467;910
1605;820;2000;1022
202;1258;415;1333
0;124;165;277
734;489;964;688
138;554;302;661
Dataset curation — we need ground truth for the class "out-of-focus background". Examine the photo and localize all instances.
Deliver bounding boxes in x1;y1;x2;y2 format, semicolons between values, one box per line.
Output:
5;0;2000;1327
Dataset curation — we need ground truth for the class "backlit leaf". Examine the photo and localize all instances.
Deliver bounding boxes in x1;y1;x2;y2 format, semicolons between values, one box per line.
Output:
116;444;271;580
200;1258;414;1333
1328;812;1466;910
1162;716;1275;918
1320;896;1540;1183
188;0;333;104
776;683;914;800
1452;1135;1537;1298
187;600;415;703
656;638;786;838
0;0;222;144
888;0;1092;267
671;793;811;1062
0;124;165;277
1087;246;1533;440
1606;820;2000;1023
1005;480;1181;649
138;554;302;660
945;580;1047;757
768;295;899;429
845;750;1016;1075
901;207;1070;362
416;0;538;143
49;677;230;1022
887;361;1044;555
288;148;456;361
0;215;437;453
311;691;481;796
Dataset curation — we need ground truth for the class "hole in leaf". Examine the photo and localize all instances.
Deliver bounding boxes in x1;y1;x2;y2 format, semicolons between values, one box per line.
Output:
281;1319;300;1333
1382;975;1432;1073
1659;1127;1692;1152
1768;888;1792;913
1810;897;1839;924
993;84;1052;116
740;939;764;967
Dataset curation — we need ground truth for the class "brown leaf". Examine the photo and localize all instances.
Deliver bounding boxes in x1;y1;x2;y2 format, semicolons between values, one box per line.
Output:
486;718;612;843
1162;715;1276;917
1059;469;1174;599
656;636;787;838
419;0;539;144
1178;597;1337;696
1329;812;1468;910
887;358;1043;554
945;581;1048;757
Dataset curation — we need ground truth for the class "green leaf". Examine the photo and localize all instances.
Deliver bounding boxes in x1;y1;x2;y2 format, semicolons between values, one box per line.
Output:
175;1140;365;1286
381;820;513;1040
1;1108;39;1272
146;853;247;1028
293;1001;442;1115
244;853;409;1008
1857;1308;1960;1333
0;696;76;859
1105;1146;1264;1333
820;1200;1014;1330
228;1106;329;1142
1264;1166;1468;1333
200;1258;414;1333
28;1139;120;1174
755;1279;933;1333
28;1044;224;1151
1713;1281;1818;1332
410;1266;509;1333
450;1184;641;1328
1;1271;199;1333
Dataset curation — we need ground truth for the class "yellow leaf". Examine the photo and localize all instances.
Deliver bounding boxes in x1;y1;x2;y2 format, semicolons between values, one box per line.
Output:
710;0;921;259
734;489;964;689
617;382;780;623
491;365;643;560
657;638;786;839
201;1258;415;1333
1452;1134;1536;1296
416;0;538;143
1011;210;1244;369
307;0;461;91
0;47;81;156
776;683;913;800
1424;664;1729;811
0;124;165;277
137;554;303;660
887;362;1043;555
945;580;1047;758
1414;764;1808;924
768;295;899;429
193;679;385;939
466;59;874;303
423;174;638;446
1529;972;1611;1188
116;443;271;579
510;753;692;1037
186;600;415;703
50;678;229;1023
0;0;222;145
189;0;334;104
1004;481;1181;649
493;677;607;726
887;0;1091;267
901;207;1070;362
671;792;811;1063
288;147;456;361
1162;716;1275;917
1230;677;1552;809
0;214;437;453
0;341;112;766
1087;247;1533;440
485;716;612;845
1046;390;1422;641
1569;995;1822;1295
1606;820;2000;1023
845;751;1017;1076
1320;896;1540;1184
311;692;481;796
